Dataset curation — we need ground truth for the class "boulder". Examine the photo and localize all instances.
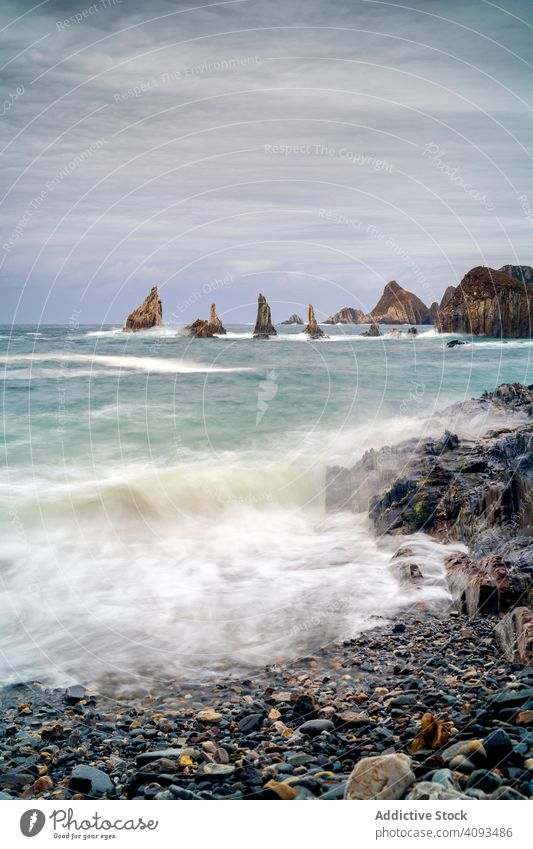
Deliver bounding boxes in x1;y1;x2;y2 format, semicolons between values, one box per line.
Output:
324;307;366;324
436;266;533;338
366;281;432;324
253;293;277;338
344;753;415;800
445;554;518;617
495;607;533;665
303;304;326;339
407;326;418;336
186;303;226;337
281;313;304;325
123;286;162;331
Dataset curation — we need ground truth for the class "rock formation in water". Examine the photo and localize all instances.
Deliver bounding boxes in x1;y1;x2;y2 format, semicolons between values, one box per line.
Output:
324;307;366;325
407;326;418;337
123;287;162;331
253;293;277;338
429;302;439;323
186;303;226;337
436;266;533;338
281;313;304;325
499;265;533;285
362;322;382;337
367;281;432;325
303;304;326;339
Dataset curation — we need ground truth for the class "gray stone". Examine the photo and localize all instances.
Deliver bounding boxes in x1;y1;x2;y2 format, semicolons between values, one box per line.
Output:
68;765;113;797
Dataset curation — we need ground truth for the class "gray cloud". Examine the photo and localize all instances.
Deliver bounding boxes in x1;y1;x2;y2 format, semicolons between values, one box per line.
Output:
1;0;532;323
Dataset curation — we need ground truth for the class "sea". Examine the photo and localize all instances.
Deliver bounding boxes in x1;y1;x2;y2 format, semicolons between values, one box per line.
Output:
1;322;532;690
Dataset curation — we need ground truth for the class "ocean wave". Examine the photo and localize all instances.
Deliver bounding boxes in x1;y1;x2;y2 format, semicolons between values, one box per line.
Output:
1;353;252;375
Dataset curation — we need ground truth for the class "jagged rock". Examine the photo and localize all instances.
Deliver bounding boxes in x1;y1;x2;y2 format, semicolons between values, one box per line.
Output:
344;753;415;800
324;307;366;324
186;304;226;338
495;607;533;665
253;293;277;338
429;301;440;322
123;287;162;331
499;265;533;285
436;266;533;338
362;322;382;337
281;313;304;325
447;339;467;348
303;304;326;339
407;326;418;336
440;286;456;309
367;281;432;324
445;553;518;617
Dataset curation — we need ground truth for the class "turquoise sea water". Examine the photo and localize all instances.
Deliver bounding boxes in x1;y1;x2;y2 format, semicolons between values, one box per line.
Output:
1;323;532;689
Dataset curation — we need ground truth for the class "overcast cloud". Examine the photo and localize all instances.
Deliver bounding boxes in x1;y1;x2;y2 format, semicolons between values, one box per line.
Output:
1;0;532;323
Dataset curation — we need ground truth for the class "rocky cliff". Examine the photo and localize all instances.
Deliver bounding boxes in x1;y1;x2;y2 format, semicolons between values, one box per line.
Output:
253;293;277;338
123;287;162;331
186;303;226;337
367;281;432;325
303;304;326;339
281;313;304;325
324;307;366;325
436;266;533;338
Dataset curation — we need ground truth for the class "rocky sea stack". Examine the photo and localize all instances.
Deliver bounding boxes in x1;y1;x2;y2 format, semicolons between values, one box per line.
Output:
281;313;304;325
186;303;226;337
123;287;162;331
362;322;382;337
436;266;533;338
367;281;432;325
324;307;366;325
303;304;326;339
253;293;277;338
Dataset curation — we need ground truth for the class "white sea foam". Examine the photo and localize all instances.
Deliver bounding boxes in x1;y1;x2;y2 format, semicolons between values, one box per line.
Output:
1;353;252;374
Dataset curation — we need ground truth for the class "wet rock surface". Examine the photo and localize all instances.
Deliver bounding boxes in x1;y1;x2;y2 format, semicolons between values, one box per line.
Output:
436;266;533;338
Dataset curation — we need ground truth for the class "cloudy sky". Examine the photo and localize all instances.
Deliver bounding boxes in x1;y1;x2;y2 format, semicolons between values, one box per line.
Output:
1;0;532;324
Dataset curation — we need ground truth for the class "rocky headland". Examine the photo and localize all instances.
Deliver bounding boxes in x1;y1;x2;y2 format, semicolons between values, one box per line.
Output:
123;287;163;331
186;304;226;338
436;267;533;338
